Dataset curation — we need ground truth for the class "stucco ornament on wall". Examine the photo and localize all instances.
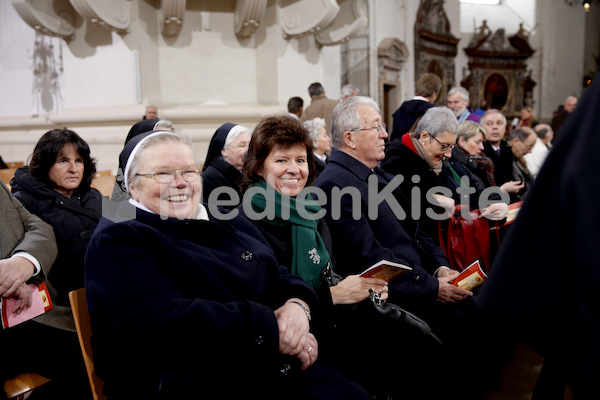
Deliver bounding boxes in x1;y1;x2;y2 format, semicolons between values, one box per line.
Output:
281;0;339;39
234;0;268;38
69;0;131;34
161;0;186;37
315;0;368;47
31;33;64;114
12;0;76;41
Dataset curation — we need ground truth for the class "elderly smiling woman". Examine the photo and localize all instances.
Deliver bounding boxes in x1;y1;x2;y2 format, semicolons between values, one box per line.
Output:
84;130;370;400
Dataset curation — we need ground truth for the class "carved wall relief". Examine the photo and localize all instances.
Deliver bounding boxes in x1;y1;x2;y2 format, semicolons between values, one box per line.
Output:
414;0;459;103
462;21;536;117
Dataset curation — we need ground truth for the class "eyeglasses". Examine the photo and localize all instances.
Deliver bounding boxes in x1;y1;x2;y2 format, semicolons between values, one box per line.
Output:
430;135;455;151
136;167;201;184
351;123;387;134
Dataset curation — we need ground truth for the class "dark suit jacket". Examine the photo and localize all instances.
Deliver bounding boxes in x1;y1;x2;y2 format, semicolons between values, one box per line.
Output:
391;100;436;141
482;140;515;187
314;150;447;312
313;154;328;177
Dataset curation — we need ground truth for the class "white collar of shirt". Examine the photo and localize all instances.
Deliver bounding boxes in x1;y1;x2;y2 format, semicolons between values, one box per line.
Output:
491;144;501;152
412;96;429;102
314;153;327;162
128;198;209;221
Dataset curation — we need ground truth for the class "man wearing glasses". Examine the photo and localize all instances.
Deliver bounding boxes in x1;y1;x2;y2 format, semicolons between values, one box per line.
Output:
314;97;470;326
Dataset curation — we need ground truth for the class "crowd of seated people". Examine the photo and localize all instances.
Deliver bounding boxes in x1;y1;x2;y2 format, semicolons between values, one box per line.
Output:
0;88;573;400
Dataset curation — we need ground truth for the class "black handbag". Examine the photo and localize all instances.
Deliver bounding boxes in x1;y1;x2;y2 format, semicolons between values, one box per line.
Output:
321;263;442;346
362;290;442;346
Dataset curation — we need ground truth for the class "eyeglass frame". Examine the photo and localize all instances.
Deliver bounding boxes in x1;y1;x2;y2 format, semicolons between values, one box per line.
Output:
428;133;456;151
350;123;387;134
135;166;201;184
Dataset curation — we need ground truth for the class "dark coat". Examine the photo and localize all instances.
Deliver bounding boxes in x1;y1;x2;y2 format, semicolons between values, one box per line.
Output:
237;199;441;397
550;105;571;143
313;154;328;177
85;202;369;400
482;140;516;187
237;206;336;337
511;158;533;201
381;140;478;240
10;167;101;312
475;76;600;399
314;150;446;313
201;157;243;208
451;147;490;194
390;100;437;141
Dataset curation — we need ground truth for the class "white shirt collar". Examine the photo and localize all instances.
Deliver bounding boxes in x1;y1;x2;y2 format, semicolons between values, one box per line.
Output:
314;153;327;162
128;198;209;221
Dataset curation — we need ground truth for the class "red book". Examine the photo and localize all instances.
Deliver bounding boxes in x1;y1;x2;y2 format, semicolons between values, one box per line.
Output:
359;260;412;282
502;201;524;226
450;260;487;290
1;281;53;329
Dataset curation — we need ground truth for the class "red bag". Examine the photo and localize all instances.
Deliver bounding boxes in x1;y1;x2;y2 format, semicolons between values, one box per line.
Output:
438;205;495;273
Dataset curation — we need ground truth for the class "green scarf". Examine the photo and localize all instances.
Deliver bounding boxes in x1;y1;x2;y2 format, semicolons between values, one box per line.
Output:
445;160;462;186
250;180;330;289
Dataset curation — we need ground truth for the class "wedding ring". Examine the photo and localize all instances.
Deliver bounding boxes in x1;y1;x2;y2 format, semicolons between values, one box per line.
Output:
307;346;313;354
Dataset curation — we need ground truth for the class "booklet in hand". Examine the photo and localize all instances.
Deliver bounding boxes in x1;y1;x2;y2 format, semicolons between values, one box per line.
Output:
1;281;53;329
450;260;487;290
359;260;412;282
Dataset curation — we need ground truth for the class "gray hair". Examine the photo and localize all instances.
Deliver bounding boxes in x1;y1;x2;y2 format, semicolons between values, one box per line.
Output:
302;118;326;143
509;126;534;142
153;119;176;132
534;123;553;139
480;109;507;126
127;132;196;192
411;107;459;139
330;96;380;150
448;86;470;101
340;84;359;99
223;125;251;149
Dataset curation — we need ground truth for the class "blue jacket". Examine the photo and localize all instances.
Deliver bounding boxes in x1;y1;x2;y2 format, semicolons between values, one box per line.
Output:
314;150;447;310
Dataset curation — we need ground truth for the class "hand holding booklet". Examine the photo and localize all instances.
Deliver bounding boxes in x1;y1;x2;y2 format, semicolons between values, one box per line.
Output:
1;281;53;329
450;260;487;290
359;260;412;282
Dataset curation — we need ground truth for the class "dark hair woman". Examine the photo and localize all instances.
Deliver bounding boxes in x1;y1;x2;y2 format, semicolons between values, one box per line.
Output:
11;128;101;298
9;127;100;399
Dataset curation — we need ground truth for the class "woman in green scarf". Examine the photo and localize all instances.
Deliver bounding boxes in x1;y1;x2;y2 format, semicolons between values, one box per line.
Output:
238;115;390;394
